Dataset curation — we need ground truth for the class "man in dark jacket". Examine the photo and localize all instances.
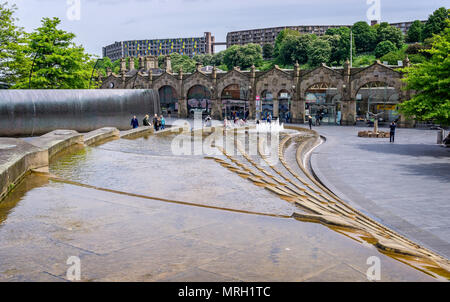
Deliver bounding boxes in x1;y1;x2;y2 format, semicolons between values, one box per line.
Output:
308;115;313;130
152;114;159;131
389;121;397;143
131;116;139;129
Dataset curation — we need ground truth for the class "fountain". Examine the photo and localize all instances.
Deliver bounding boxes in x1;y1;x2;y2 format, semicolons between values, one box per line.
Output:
255;119;285;133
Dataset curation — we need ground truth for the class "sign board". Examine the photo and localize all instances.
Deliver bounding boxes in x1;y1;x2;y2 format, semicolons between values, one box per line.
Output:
256;96;261;110
377;104;397;111
397;61;403;67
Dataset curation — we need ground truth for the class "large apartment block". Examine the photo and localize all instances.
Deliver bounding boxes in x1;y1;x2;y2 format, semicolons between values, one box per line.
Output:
226;20;427;48
226;25;350;47
103;32;215;61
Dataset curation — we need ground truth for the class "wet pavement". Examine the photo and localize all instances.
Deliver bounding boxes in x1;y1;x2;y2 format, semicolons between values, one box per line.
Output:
0;130;444;281
311;125;450;259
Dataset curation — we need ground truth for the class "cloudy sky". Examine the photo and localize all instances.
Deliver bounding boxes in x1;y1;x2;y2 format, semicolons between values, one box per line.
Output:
10;0;449;56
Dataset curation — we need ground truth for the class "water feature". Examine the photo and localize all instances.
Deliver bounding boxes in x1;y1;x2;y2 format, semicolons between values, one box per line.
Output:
0;127;447;281
0;89;160;137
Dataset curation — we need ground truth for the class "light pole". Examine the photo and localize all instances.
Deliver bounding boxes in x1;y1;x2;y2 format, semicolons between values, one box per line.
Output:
89;58;104;89
28;46;44;89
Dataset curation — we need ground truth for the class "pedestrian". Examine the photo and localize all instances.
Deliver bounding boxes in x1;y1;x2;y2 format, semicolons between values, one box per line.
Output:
389;121;397;143
308;115;313;130
131;115;139;129
153;114;159;131
160;115;166;130
267;114;271;124
143;114;150;126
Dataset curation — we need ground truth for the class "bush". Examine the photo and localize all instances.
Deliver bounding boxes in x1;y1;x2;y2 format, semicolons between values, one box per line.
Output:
375;41;397;58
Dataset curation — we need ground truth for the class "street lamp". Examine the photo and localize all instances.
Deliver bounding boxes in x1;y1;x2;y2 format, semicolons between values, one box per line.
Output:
28;46;44;89
89;58;104;89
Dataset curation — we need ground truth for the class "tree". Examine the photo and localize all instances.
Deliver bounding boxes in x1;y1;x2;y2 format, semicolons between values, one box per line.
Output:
262;43;274;60
352;21;377;53
376;22;404;49
273;28;300;59
169;52;196;73
278;34;300;65
308;38;332;67
292;34;316;65
223;44;263;70
422;7;449;40
406;20;424;43
322;27;355;65
0;1;29;86
13;17;94;89
400;23;450;125
374;40;397;58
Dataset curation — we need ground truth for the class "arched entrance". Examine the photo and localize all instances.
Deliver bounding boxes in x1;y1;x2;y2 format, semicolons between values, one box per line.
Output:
187;85;212;118
261;90;274;120
278;89;291;123
158;85;178;117
355;81;400;126
221;84;250;120
305;83;340;125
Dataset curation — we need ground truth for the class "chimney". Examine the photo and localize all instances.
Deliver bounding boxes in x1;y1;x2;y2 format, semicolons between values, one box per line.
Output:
129;57;135;71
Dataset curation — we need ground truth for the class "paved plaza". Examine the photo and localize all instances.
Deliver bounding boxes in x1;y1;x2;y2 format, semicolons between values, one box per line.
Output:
310;125;450;259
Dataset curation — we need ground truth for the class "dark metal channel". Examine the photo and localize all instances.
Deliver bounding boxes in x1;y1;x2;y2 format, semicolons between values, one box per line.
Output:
0;89;160;137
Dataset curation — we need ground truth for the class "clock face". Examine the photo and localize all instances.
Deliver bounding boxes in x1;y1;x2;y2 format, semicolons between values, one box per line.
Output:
108;82;115;88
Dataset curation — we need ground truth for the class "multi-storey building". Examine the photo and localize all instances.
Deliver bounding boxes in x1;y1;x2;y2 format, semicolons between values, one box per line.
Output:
226;20;428;48
226;25;350;47
103;32;215;61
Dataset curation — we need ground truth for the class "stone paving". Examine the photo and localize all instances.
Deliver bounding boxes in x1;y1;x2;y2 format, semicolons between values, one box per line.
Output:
309;125;450;259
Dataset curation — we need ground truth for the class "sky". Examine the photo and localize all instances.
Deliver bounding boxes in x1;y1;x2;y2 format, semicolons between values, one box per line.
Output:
9;0;450;56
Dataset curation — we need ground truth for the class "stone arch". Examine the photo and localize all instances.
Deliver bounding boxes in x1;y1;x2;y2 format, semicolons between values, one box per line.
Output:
351;63;403;99
158;85;178;116
255;67;293;98
217;70;250;97
183;72;213;99
186;84;212;117
152;72;180;93
300;66;344;95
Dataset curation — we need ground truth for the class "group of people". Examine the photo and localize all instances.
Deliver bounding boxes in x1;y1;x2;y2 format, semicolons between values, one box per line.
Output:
130;114;166;131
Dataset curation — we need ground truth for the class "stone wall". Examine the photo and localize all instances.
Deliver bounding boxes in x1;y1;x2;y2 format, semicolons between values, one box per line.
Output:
100;59;412;126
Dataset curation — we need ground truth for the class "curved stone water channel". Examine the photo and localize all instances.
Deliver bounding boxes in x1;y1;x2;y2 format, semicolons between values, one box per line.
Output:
0;126;448;281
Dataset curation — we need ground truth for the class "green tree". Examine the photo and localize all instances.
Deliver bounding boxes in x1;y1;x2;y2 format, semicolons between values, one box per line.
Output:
376;22;404;49
374;40;397;58
170;52;196;73
273;28;300;59
422;7;449;40
0;1;30;86
278;34;300;65
262;43;274;60
323;27;355;65
14;17;94;89
223;44;263;70
292;34;316;65
406;20;424;43
308;38;332;67
400;23;450;125
352;21;377;53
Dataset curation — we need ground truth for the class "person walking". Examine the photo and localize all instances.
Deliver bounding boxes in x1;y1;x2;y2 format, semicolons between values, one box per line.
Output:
308;115;313;130
160;115;166;130
131;115;139;129
143;114;150;126
152;114;159;131
389;121;397;143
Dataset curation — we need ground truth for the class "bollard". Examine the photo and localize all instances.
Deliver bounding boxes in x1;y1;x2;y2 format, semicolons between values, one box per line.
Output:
437;129;444;144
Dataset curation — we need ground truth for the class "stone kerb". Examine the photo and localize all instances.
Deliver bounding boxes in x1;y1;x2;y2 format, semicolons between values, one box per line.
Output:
84;127;120;146
0;138;48;201
28;130;84;160
120;126;154;139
